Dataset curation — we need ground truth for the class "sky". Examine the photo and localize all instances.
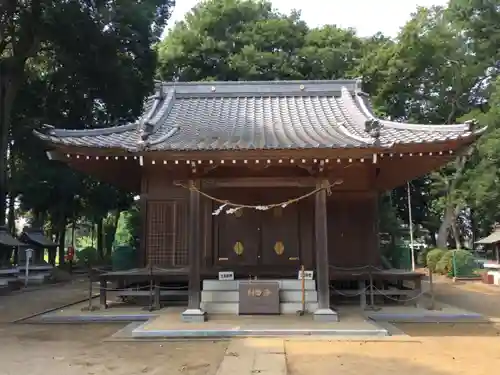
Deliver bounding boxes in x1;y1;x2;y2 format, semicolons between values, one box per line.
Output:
166;0;450;38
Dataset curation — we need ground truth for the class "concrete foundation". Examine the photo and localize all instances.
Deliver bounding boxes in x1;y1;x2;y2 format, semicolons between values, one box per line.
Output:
313;308;339;322
181;308;207;323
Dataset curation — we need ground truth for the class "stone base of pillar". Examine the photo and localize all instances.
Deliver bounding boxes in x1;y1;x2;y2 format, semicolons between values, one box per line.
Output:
313;308;339;322
181;308;207;323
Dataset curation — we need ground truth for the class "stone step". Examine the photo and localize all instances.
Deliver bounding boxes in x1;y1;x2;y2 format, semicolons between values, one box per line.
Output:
17;273;49;284
202;279;315;291
201;302;319;314
201;290;318;303
0;277;19;286
0;268;19;276
18;265;53;272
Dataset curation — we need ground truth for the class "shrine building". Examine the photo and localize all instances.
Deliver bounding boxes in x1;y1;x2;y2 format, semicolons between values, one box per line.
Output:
34;79;484;322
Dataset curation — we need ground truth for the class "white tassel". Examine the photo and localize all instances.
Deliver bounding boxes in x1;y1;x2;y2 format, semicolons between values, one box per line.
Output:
212;203;228;216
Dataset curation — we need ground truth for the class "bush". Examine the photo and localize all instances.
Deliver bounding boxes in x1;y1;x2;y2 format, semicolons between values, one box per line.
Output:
435;249;476;277
426;248;446;272
417;248;431;267
76;246;98;265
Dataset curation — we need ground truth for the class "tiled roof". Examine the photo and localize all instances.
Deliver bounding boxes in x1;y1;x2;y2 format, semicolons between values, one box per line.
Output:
33;80;485;152
0;226;22;247
20;228;57;248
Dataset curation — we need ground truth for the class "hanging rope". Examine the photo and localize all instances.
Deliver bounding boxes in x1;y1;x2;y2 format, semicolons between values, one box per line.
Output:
175;178;343;215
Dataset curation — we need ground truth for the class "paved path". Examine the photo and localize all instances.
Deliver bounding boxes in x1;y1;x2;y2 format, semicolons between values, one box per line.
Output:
0;279;90;323
423;279;500;318
215;339;286;375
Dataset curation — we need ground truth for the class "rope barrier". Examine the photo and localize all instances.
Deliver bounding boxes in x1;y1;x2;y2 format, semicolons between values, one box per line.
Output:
328;264;385;272
329;285;370;297
172;150;384;215
175;179;343;215
96;285;189;292
372;285;426;302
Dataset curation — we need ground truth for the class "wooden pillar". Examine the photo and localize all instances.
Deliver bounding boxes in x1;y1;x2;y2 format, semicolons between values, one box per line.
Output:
373;192;380;266
138;175;149;268
181;180;207;322
313;182;338;321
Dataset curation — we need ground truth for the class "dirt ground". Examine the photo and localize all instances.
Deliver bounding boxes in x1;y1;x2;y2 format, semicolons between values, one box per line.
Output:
287;279;500;375
0;324;228;375
286;337;500;375
0;281;228;375
0;279;499;375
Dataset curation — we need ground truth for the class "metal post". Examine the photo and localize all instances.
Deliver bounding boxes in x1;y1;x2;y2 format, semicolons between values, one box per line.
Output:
428;267;435;310
82;263;99;311
87;266;93;310
364;267;379;311
24;248;33;288
407;181;415;271
452;250;458;279
148;263;154;311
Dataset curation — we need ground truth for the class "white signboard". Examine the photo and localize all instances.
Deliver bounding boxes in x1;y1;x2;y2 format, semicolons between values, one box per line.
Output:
298;270;314;280
218;271;234;281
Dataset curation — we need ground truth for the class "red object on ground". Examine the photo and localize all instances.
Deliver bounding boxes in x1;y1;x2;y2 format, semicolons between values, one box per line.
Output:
67;246;75;261
482;273;494;284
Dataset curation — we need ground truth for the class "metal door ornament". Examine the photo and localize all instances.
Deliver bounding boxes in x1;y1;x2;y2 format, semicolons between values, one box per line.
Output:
233;241;244;255
274;241;285;255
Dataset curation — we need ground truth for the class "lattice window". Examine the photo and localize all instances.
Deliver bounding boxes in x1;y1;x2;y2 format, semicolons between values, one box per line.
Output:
147;200;188;267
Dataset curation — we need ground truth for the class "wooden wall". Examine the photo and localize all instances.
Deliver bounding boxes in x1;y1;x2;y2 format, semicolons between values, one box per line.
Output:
142;172;190;267
326;193;380;269
141;168;380;273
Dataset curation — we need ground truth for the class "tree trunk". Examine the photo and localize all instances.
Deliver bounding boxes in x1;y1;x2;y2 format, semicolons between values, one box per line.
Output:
48;235;57;266
427;230;437;247
7;190;15;234
104;210;120;256
7;139;16;235
451;206;462;250
96;218;104;260
436;155;468;249
58;222;66;266
0;82;14;225
0;2;43;222
470;208;478;250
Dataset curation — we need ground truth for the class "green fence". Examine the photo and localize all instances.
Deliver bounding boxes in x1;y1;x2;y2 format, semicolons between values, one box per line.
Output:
427;249;480;278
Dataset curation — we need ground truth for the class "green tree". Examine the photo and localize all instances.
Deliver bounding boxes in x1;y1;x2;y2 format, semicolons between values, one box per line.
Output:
358;6;489;248
0;0;175;225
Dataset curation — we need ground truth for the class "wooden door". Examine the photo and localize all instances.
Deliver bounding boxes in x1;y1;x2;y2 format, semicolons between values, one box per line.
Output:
215;191;260;266
261;205;300;266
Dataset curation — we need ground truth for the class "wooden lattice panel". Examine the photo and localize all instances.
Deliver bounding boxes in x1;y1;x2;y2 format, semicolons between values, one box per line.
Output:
147;200;188;267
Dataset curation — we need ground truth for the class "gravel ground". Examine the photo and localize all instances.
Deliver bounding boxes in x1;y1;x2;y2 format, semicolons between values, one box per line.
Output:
0;277;499;375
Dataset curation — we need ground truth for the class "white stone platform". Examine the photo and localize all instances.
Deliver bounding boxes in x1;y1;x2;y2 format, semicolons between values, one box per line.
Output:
38;300;387;338
201;279;320;315
364;301;485;323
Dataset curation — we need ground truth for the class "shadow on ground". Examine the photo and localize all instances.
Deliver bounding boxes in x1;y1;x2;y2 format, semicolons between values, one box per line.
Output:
430;281;500;319
392;322;500;337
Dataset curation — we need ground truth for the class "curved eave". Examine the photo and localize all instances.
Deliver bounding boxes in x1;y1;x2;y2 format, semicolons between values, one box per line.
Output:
33;126;141;153
351;88;485;147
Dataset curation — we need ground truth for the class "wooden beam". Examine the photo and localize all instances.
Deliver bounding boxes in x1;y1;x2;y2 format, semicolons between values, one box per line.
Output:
200;177;317;188
313;182;338;321
315;184;329;310
182;179;207;322
139;188;148;268
188;180;201;308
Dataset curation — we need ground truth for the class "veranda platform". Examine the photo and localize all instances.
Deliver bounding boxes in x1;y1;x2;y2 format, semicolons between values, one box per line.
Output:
364;298;485;323
131;307;388;338
38;300;388;338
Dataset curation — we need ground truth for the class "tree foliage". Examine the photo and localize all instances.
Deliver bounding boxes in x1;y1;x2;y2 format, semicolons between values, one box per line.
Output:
1;0;174;264
2;0;500;268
